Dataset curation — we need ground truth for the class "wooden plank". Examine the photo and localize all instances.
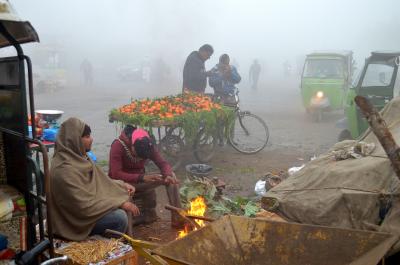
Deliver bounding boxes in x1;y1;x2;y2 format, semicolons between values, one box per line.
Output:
355;96;400;180
106;250;138;265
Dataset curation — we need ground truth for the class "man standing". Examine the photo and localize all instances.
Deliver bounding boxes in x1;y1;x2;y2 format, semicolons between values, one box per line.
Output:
209;54;241;104
249;59;261;90
182;44;214;93
80;59;93;85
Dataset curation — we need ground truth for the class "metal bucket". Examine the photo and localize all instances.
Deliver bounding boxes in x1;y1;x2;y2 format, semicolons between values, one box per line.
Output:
185;164;213;179
152;215;397;265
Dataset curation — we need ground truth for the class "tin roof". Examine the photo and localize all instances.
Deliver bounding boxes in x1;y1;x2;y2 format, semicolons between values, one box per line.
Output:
307;50;353;58
0;0;39;48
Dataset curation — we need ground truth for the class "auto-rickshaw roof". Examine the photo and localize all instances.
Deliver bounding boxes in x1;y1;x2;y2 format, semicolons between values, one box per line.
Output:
0;0;39;48
370;51;400;60
307;50;353;58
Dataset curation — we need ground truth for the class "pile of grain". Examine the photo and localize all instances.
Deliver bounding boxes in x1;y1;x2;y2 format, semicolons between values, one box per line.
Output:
57;239;120;264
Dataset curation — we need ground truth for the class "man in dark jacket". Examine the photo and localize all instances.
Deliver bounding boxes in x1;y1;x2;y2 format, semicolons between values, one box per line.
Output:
182;44;214;93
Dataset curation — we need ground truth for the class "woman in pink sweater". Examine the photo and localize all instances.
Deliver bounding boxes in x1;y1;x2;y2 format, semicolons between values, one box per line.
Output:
108;125;179;225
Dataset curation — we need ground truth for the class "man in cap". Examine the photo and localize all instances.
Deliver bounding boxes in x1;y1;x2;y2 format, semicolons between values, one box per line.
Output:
182;44;214;93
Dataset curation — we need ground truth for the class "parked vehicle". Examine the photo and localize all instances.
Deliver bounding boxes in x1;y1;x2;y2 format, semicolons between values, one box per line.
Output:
116;65;143;81
301;51;353;122
30;44;67;92
337;51;400;141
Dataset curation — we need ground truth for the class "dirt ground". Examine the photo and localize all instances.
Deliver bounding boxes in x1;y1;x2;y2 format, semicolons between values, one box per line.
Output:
34;73;343;263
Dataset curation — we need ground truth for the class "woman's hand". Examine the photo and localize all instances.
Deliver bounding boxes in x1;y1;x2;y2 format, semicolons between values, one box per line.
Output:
163;172;180;185
121;201;140;216
124;183;135;196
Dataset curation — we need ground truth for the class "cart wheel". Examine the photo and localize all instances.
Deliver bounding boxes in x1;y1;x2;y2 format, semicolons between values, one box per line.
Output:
166;127;186;144
159;134;184;170
193;127;217;163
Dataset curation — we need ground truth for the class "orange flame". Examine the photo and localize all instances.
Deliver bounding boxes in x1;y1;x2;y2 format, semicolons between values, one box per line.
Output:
177;196;207;238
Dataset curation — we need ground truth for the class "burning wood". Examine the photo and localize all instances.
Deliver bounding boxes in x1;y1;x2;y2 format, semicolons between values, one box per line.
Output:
186;197;207;227
165;196;208;239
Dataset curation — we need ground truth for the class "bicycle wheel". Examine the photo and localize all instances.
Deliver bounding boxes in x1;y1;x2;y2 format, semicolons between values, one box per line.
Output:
193;127;217;163
228;112;269;154
159;134;184;170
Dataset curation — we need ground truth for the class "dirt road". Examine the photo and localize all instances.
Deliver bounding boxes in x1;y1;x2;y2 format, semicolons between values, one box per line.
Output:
35;74;342;159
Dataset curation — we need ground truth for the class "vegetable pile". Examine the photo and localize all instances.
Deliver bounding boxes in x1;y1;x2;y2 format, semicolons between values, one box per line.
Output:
116;92;221;118
109;92;235;142
180;178;261;219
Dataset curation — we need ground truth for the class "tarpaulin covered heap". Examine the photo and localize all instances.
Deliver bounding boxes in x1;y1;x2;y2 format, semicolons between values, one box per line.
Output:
266;97;400;255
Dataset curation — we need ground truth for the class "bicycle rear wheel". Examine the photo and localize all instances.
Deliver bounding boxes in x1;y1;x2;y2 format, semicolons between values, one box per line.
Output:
228;112;269;154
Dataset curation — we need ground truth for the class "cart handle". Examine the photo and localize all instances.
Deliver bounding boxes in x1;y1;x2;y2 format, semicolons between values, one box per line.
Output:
104;229;160;249
104;230;168;265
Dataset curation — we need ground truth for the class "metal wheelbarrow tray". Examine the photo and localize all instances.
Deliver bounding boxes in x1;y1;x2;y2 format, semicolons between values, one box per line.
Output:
152;215;397;265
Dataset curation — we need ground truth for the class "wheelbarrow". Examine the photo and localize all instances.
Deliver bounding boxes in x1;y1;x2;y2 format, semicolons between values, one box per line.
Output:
108;215;398;265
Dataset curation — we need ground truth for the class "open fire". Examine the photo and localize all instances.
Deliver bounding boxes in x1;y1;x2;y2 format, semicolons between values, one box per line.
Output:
177;196;207;238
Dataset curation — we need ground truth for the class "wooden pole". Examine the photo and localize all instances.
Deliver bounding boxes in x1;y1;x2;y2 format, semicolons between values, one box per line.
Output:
354;96;400;180
185;214;215;222
164;205;200;229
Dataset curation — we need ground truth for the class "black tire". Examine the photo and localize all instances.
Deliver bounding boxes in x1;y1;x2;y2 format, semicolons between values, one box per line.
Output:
193;127;217;163
338;129;353;142
159;134;184;170
228;112;269;154
35;81;48;94
311;110;322;123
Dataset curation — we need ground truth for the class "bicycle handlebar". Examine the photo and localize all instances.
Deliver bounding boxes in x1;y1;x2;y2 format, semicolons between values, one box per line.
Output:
16;240;50;265
40;256;68;265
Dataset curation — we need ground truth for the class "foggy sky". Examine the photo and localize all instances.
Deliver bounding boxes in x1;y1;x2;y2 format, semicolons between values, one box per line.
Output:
11;0;400;74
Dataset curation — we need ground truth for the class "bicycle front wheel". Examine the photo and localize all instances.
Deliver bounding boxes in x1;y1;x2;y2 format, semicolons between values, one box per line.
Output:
228;112;269;154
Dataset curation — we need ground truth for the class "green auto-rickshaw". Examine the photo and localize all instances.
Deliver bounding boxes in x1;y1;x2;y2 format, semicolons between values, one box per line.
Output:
337;51;400;141
301;51;354;122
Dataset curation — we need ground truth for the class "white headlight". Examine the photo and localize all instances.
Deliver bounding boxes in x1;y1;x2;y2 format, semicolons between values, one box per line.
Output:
316;91;324;98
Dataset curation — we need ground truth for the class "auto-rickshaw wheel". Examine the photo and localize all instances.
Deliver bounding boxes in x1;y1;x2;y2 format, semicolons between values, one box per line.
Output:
311;110;322;123
338;129;353;142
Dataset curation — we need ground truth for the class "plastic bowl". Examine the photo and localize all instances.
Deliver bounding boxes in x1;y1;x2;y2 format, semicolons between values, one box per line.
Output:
35;110;64;123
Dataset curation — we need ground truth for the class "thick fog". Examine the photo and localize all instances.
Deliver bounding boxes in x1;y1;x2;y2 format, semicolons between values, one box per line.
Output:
11;0;400;85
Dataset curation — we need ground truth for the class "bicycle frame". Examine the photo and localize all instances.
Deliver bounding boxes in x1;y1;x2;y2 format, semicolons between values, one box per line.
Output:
210;88;252;140
195;87;269;159
232;89;250;136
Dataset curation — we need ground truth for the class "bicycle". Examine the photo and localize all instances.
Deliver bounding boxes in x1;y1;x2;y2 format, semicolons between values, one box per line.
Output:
193;88;269;162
